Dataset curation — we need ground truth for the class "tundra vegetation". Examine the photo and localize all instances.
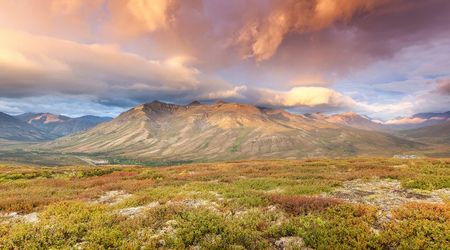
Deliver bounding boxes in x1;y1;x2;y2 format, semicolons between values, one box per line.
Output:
0;158;449;249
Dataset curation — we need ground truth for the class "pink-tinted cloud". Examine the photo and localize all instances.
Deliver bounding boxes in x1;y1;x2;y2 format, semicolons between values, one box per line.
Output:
436;79;450;95
0;0;449;118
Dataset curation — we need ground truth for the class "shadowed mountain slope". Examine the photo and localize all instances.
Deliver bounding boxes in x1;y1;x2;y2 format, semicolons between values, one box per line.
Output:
0;112;50;141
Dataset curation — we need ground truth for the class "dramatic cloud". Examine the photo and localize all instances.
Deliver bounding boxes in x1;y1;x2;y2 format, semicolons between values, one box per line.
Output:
235;0;385;61
0;29;226;104
0;0;449;118
251;87;356;110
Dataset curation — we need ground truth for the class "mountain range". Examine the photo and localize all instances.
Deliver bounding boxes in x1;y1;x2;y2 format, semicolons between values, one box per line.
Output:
1;101;448;160
45;101;430;160
0;112;111;141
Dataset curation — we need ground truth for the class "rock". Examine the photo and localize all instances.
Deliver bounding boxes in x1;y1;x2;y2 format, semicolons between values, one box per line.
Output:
1;211;39;224
328;179;447;211
117;206;145;217
21;212;39;223
93;190;131;205
116;201;160;217
275;237;306;250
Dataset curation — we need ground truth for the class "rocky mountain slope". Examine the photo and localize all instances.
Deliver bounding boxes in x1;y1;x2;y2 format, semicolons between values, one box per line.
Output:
46;101;420;160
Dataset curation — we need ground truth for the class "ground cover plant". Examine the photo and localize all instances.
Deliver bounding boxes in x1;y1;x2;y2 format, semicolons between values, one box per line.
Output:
0;158;449;249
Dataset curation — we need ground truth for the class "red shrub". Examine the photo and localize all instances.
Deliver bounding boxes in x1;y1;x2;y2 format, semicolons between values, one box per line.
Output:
270;194;342;215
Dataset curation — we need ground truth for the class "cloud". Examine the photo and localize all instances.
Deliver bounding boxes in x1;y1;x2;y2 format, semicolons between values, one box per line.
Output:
0;0;449;119
0;95;124;117
252;87;356;109
436;79;450;95
0;29;231;105
0;28;361;113
384;117;427;125
108;0;178;36
235;0;385;61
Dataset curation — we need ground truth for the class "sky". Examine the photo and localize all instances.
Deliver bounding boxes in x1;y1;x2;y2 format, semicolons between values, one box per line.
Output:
0;0;449;120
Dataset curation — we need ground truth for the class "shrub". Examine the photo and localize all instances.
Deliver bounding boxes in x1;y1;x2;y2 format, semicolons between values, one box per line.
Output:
296;204;379;249
379;203;450;250
270;195;342;215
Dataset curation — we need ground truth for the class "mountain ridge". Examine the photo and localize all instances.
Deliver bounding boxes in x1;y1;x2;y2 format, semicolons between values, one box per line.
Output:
44;100;421;160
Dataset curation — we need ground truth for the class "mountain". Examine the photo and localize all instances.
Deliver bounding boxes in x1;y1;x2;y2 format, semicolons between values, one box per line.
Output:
324;112;387;131
15;113;112;137
45;101;420;161
0;112;49;141
398;121;450;145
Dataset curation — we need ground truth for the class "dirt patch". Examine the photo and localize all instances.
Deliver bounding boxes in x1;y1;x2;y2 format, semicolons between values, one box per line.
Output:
325;179;450;228
92;190;131;205
274;236;311;250
167;199;220;212
0;212;39;224
327;179;448;211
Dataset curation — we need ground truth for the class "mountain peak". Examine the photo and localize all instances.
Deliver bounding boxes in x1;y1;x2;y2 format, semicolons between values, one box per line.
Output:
142;100;182;113
188;100;202;106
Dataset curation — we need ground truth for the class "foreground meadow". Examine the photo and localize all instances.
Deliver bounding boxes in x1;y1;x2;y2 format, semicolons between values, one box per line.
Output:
0;158;449;249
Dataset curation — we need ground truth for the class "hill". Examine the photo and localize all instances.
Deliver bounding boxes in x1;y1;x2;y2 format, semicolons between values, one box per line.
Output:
15;113;112;137
0;112;49;141
45;101;420;160
398;121;450;145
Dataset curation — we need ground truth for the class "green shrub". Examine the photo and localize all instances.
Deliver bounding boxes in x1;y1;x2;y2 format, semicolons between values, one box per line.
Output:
379;203;450;250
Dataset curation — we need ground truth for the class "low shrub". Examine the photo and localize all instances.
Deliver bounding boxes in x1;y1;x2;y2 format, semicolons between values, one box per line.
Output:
270;195;342;215
379;203;450;250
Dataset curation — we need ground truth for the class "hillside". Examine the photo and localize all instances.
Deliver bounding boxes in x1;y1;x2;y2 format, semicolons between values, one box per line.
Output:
46;101;420;160
0;112;49;141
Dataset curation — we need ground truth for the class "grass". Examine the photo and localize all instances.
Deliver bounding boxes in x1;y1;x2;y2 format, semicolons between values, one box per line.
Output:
0;157;449;249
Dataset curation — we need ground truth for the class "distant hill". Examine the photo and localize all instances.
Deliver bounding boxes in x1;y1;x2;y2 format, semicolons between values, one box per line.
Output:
45;101;420;160
398;121;450;145
15;113;112;137
0;112;49;141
